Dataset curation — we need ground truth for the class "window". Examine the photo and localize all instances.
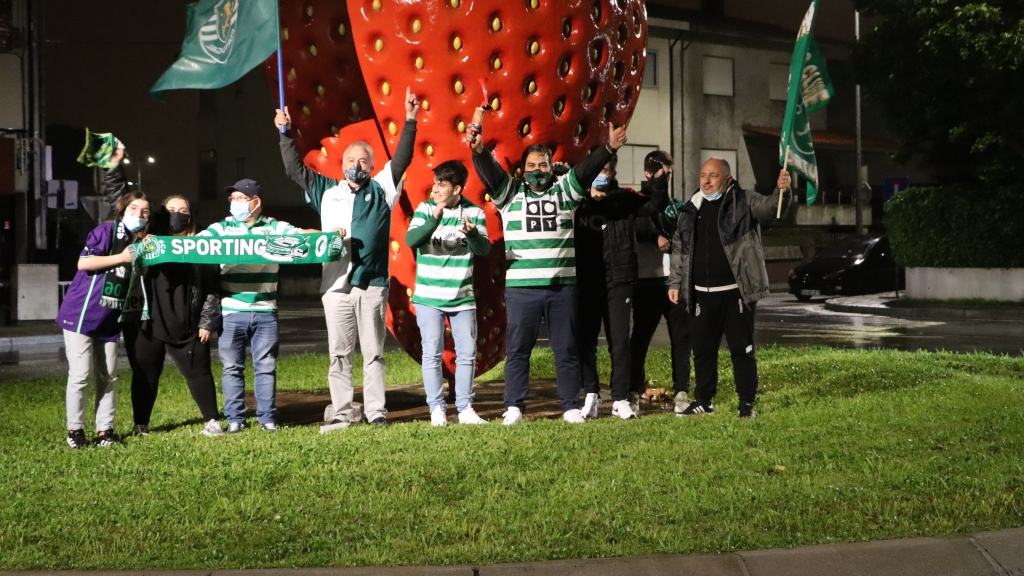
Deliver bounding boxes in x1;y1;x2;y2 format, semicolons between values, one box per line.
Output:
703;56;733;97
700;149;738;181
769;63;790;101
642;51;658;88
615;144;659;186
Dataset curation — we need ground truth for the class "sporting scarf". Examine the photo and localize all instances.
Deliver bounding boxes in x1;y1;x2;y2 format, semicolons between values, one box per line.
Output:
99;220;136;310
129;231;344;266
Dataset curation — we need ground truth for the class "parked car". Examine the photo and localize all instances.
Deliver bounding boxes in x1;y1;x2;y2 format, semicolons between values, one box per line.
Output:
788;236;905;301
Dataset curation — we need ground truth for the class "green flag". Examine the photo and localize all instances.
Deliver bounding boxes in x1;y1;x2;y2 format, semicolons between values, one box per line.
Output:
130;232;345;266
151;0;278;95
76;129;123;170
780;0;834;205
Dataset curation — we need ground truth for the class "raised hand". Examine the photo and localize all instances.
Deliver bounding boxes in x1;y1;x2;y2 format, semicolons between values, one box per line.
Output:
111;144;126;166
405;87;420;120
466;131;484;153
274;107;292;132
608;123;628;150
460;215;477;235
432;203;446;219
777;168;792;191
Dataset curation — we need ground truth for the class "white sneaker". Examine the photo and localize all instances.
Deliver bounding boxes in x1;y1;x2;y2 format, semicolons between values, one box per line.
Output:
563;409;586;424
319;418;350;434
227;422;245;434
628;392;641;415
200;420;224;437
673;391;690;414
457;407;488;425
430;406;448;427
581;393;601;419
502;407;523;426
612;400;638;420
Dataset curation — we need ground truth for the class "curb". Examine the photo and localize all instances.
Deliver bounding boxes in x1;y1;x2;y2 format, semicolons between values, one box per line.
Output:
0;334;65;351
824;298;1024;322
1;527;1021;575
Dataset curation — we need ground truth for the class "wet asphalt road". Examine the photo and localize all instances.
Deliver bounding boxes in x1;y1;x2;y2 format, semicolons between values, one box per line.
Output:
2;294;1022;382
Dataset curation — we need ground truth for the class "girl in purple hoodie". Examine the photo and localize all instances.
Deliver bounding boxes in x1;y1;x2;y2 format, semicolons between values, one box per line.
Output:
55;190;150;448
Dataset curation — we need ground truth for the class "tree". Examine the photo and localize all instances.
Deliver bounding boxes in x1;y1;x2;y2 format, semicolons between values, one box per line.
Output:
853;1;1024;184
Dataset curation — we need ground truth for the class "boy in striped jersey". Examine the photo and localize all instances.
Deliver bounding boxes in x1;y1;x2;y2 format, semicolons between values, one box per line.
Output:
198;179;309;433
406;160;491;426
469;123;629;425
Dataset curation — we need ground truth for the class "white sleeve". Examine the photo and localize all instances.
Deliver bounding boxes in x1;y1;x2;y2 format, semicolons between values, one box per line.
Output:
374;161;401;209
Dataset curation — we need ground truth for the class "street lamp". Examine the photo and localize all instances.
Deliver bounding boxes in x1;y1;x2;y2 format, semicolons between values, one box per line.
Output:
123;156;156;192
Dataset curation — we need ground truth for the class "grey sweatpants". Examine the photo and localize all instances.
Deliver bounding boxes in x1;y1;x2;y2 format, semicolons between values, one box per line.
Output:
63;329;118;432
322;286;389;422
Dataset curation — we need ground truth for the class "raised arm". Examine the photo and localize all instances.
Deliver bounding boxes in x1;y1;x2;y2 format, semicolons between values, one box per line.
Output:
634;173;670;218
468;132;510;194
275;106;338;210
388;87;421;186
571;123;628;190
747;169;794;223
101;146;128;209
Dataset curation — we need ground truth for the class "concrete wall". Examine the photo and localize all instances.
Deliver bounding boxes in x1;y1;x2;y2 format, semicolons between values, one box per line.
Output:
906;268;1024;302
623;36;674;190
680;40;828;194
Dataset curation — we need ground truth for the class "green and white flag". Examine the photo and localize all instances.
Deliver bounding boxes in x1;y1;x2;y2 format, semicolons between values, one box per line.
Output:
131;232;344;266
780;0;835;205
151;0;278;95
77;129;123;169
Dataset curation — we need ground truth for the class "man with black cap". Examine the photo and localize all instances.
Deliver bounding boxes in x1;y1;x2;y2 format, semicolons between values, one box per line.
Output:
198;179;309;433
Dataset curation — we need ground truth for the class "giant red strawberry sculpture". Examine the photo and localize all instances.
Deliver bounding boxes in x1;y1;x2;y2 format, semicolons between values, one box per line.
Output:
267;0;648;380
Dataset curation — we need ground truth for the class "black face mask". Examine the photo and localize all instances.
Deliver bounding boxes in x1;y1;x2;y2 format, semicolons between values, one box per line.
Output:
168;211;191;234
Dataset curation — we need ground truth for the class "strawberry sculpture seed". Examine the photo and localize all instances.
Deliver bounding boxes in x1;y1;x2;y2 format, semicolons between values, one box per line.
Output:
267;0;648;380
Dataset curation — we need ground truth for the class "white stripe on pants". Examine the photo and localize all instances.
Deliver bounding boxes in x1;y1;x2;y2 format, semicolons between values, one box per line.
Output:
63;329;118;432
322;286;388;422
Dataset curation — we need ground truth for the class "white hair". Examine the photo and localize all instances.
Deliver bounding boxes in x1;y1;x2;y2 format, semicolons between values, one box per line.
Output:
344;141;375;166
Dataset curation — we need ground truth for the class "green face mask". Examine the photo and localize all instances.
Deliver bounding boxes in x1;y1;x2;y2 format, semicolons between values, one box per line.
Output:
524;170;554;190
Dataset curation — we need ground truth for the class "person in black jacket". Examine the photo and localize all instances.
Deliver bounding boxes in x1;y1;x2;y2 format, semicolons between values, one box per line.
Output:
105;159;224;437
575;156;668;419
668;158;792;418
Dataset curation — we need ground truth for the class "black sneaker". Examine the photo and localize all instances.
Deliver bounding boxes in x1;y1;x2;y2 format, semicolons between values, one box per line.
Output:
369;416;388;427
95;429;124;447
739;402;756;419
680;400;715;416
67;429;88;450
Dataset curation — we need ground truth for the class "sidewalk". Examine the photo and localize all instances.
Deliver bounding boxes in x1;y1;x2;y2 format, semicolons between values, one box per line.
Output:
0;320;63;351
3;527;1021;575
825;294;1024;322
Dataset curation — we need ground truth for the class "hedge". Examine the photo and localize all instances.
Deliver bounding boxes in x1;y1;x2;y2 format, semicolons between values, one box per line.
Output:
885;185;1024;268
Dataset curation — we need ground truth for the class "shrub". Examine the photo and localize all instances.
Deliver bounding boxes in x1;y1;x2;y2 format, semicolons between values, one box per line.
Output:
885;185;1024;268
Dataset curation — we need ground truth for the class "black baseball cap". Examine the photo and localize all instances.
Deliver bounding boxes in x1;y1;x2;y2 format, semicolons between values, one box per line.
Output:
225;179;261;198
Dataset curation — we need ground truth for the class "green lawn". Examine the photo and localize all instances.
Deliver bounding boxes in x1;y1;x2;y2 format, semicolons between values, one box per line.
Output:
1;347;1022;569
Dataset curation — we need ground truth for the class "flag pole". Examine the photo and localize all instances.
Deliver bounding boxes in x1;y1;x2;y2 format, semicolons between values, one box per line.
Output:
275;0;286;134
778;144;790;219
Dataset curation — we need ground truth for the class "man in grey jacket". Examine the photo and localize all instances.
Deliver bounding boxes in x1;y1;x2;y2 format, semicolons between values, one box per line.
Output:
668;158;792;418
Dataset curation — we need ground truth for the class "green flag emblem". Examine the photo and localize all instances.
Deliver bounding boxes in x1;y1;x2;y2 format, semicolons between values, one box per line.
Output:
151;0;278;95
780;0;834;205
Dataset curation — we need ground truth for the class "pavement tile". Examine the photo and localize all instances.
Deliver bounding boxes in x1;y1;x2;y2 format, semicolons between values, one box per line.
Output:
972;528;1024;574
481;554;746;576
739;535;998;576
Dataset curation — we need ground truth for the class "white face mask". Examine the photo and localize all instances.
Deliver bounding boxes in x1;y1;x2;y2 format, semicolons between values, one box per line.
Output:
122;214;148;232
700;191;723;202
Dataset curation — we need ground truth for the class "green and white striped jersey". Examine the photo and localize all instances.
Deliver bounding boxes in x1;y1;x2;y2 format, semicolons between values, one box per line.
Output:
491;171;586;287
406;198;490;311
197;216;301;314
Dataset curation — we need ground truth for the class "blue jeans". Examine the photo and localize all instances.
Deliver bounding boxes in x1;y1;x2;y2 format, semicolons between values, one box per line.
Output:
219;312;279;425
415;304;477;412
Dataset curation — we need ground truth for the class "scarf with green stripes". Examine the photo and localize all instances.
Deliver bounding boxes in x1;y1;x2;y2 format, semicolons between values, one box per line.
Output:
129;231;344;266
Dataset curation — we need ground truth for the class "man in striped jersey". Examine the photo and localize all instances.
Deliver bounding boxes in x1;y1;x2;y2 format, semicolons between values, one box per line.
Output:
198;179;309;433
469;123;628;425
405;160;491;426
276;88;419;430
